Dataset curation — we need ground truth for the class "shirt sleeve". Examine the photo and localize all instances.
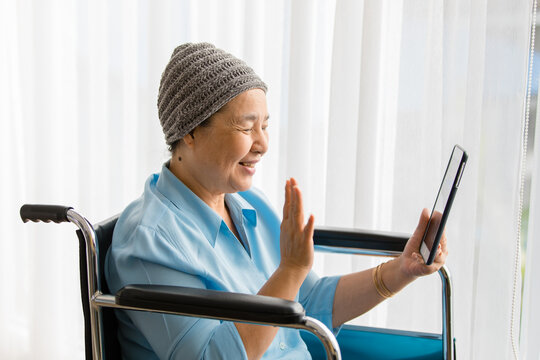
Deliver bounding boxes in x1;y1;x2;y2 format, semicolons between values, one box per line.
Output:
299;271;342;336
106;226;249;360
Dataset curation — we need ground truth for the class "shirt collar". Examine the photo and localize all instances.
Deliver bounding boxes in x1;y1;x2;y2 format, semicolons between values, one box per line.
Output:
155;163;222;246
225;192;257;227
155;162;258;247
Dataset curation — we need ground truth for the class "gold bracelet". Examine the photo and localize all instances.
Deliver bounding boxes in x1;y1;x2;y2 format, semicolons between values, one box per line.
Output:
372;262;395;299
373;264;390;298
378;262;395;298
372;264;387;298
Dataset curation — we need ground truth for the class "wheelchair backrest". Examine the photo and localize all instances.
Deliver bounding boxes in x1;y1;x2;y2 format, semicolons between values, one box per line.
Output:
77;215;121;360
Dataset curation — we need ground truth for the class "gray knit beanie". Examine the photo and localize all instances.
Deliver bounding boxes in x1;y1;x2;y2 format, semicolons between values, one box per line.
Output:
158;42;268;145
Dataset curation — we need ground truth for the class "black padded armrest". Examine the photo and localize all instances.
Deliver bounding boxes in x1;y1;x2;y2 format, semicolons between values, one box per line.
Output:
314;226;410;253
116;285;305;325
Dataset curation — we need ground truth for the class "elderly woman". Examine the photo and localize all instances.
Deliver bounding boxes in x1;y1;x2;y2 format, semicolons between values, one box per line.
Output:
105;42;447;360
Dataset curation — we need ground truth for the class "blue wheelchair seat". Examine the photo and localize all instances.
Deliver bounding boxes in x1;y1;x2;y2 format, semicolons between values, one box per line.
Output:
303;325;446;359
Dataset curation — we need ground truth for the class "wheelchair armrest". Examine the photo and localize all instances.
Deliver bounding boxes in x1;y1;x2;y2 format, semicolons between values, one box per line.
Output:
116;284;306;325
314;226;410;253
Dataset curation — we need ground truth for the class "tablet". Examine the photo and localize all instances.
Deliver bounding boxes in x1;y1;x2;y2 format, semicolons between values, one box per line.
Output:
420;145;468;265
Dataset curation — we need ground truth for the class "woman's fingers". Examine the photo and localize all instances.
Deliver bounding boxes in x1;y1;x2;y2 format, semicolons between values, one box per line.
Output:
434;231;448;264
283;177;312;234
279;178;315;272
288;178;302;227
403;208;430;257
294;185;304;227
412;208;430;239
398;207;451;278
283;179;291;221
441;230;448;254
282;177;312;236
303;214;315;242
292;181;298;218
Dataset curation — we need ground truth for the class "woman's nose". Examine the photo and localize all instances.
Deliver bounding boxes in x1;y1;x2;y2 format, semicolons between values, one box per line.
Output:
252;127;268;155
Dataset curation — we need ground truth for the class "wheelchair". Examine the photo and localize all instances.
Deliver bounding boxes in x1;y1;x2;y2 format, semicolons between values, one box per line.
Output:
20;204;455;360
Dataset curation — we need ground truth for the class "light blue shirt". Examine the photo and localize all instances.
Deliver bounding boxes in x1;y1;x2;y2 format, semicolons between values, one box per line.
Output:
105;164;341;359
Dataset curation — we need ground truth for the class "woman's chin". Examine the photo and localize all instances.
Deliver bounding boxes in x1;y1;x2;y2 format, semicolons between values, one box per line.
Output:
230;178;253;193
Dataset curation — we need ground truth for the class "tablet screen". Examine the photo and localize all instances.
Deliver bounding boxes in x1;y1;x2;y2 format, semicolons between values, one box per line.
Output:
420;145;467;264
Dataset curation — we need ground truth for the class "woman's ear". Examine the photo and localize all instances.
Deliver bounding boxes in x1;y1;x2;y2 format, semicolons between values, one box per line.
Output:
182;132;195;148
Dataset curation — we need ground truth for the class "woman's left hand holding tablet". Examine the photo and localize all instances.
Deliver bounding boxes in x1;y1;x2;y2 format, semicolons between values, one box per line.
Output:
398;208;449;279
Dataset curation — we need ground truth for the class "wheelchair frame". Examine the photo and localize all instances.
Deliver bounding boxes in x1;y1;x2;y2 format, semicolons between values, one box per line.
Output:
314;227;454;359
20;204;454;360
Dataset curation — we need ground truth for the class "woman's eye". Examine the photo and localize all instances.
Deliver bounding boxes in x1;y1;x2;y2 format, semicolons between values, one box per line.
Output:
243;128;253;133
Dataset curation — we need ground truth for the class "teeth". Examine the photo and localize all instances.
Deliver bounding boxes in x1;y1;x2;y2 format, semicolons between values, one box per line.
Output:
240;162;254;168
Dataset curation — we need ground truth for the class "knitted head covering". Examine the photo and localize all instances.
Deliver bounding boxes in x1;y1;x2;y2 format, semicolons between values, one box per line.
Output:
158;42;267;145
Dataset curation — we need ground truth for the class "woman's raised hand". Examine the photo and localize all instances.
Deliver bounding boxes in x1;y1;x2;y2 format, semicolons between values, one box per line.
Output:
279;178;315;276
235;180;315;358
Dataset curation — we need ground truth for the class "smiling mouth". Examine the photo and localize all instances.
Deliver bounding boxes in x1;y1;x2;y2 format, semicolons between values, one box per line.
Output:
239;162;255;168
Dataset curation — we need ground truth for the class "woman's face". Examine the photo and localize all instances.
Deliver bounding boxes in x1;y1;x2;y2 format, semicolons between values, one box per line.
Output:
184;88;269;195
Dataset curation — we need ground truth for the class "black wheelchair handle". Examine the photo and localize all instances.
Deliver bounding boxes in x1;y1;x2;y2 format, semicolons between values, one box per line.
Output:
20;204;73;224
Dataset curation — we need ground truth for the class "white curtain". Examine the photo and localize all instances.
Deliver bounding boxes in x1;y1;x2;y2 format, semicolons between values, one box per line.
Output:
0;0;536;359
